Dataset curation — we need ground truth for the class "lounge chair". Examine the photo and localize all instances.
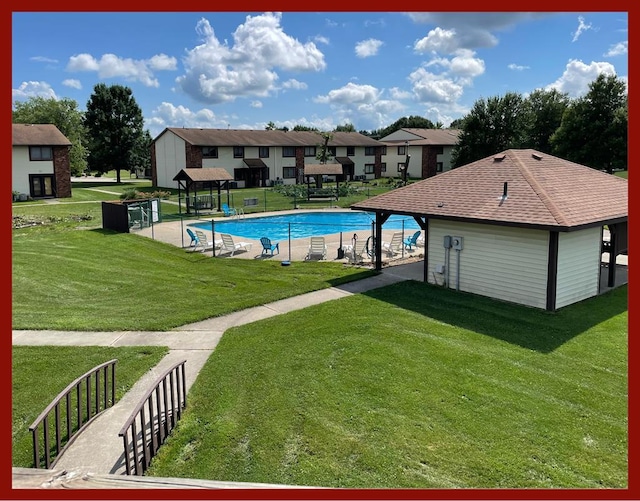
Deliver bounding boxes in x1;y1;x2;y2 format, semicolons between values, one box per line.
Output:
186;228;198;247
306;236;327;260
221;203;237;217
382;232;404;256
193;229;222;252
219;233;253;256
404;230;422;250
260;237;280;256
348;237;369;263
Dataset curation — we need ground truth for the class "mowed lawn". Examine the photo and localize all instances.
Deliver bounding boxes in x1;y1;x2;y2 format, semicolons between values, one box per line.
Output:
147;281;628;489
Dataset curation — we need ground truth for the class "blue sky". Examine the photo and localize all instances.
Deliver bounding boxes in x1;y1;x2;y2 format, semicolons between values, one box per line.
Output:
12;11;628;139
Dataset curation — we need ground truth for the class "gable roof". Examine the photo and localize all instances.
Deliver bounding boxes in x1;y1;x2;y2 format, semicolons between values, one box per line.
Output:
172;168;233;183
158;128;381;147
304;164;344;176
352;149;627;231
12;123;72;146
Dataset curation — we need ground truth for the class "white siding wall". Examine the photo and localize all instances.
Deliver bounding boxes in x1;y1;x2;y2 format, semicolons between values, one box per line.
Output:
427;221;550;309
440;146;456;173
154;132;186;188
12;146;54;194
555;228;601;309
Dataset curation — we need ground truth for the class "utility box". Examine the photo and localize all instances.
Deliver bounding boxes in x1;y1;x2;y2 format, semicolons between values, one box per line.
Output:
451;236;464;250
443;235;452;248
435;264;445;274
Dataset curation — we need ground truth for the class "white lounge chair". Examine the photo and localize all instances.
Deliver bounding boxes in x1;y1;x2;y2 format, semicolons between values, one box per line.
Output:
306;236;327;260
193;230;222;252
382;232;404;256
219;233;253;256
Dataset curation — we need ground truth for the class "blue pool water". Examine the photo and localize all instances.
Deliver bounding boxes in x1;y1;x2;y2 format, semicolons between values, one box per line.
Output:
189;211;420;241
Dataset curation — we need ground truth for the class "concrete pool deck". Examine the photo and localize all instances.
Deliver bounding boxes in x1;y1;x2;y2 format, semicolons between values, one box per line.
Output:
134;208;425;266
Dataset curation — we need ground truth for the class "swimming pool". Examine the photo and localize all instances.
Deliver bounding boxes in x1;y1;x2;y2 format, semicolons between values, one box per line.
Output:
189;211;420;241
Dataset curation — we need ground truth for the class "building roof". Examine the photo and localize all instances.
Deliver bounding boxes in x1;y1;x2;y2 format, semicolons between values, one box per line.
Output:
335;156;355;165
380;128;461;146
243;158;267;168
12;123;72;146
172;168;233;183
352;149;628;231
158;128;381;147
304;164;344;175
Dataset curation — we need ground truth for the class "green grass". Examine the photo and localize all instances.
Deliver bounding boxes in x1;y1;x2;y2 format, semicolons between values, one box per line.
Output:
12;345;168;467
146;282;627;488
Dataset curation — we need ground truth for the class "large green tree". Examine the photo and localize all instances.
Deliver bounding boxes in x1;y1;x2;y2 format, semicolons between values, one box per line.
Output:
84;83;146;183
522;89;570;153
451;92;527;167
550;74;627;172
369;115;436;139
12;96;88;176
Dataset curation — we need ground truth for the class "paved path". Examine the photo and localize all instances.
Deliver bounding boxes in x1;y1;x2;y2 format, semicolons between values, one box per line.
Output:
13;266;420;477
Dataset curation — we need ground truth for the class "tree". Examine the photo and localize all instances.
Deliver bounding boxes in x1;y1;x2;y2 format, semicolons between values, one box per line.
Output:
12;96;88;176
84;83;146;183
129;130;153;178
451;92;527;167
292;125;318;131
316;131;334;164
522;89;569;153
550;74;628;172
334;123;356;132
371;115;436;139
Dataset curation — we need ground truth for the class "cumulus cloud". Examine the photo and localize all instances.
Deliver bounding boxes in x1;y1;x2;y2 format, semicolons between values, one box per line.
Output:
66;52;177;87
414;27;460;55
282;78;308;90
62;79;82;89
508;63;530;71
572;16;594;42
604;41;628;57
408;68;465;104
250;100;263;108
313;82;381;105
314;35;330;45
12;81;57;101
355;38;383;58
145;101;229;136
176;13;326;105
545;59;617;97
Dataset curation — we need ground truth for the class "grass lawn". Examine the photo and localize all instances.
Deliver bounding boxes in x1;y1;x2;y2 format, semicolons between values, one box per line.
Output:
12;345;168;467
147;282;628;489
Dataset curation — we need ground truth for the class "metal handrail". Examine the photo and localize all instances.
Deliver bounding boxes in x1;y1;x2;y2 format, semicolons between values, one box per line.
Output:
29;359;117;469
118;360;187;475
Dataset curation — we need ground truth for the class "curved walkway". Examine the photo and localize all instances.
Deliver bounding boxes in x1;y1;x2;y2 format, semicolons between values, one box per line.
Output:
12;264;422;479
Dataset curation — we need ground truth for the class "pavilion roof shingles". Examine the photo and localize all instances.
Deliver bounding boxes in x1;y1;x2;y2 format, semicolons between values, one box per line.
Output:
12;123;72;146
304;164;344;175
352;149;627;230
173;168;233;182
163;128;381;147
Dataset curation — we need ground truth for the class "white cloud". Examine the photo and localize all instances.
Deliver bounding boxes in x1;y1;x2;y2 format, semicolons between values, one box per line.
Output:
364;18;386;28
250;100;263;108
545;59;617;98
282;79;308;90
30;56;58;63
408;68;465;104
572;16;594;42
604;41;628;57
146;101;229;136
414;27;460;55
313;82;381;105
448;50;485;78
12;81;57;101
62;79;82;89
314;35;330;45
389;87;412;100
355;39;383;58
176;14;326;105
66;52;177;87
508;63;530;71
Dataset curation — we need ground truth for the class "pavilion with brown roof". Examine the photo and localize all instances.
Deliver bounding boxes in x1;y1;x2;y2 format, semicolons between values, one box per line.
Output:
172;168;234;215
352;149;628;311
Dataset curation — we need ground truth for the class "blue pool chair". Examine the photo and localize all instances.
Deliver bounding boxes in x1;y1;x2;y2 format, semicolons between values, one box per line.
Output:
186;228;198;247
404;230;421;250
260;237;280;256
221;203;237;217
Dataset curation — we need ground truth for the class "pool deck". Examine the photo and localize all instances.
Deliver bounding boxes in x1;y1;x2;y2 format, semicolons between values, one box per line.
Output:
133;208;424;267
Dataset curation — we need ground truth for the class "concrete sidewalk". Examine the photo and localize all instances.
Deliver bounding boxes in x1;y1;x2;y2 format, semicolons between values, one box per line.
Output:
13;269;416;478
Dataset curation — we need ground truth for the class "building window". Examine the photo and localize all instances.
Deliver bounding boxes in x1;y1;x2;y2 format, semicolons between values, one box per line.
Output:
29;146;53;161
283;166;296;178
233;146;244;158
259;146;269;158
202;146;218;158
328;146;336;156
347;146;355;156
282;146;295;157
304;146;316;157
381;146;387;155
364;146;375;156
397;162;407;173
436;162;443;172
381;163;387;173
364;164;375;174
398;145;406;155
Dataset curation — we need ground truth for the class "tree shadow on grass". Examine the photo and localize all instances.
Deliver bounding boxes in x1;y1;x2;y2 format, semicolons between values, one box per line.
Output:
360;281;628;353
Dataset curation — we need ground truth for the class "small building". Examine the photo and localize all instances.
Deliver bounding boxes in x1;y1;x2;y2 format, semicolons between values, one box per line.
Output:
12;123;72;199
150;128;384;189
352;149;628;311
379;128;461;180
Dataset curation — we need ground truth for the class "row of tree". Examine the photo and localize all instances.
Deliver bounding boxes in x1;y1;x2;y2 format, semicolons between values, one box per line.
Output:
12;83;151;182
13;74;627;182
